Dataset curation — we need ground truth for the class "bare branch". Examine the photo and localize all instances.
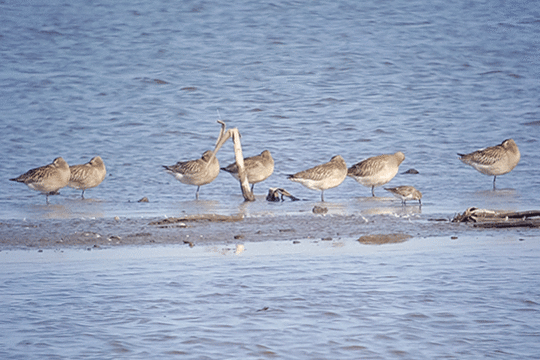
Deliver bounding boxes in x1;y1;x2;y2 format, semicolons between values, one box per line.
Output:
231;129;255;201
216;120;227;146
206;120;255;201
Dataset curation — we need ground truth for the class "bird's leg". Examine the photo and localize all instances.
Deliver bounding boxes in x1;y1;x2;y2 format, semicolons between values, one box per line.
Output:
493;176;497;190
195;186;200;200
81;190;85;199
371;186;375;197
321;191;325;202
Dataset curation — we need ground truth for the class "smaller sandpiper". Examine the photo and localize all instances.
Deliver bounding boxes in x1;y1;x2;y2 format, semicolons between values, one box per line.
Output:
458;139;520;189
384;186;422;205
68;156;107;199
221;150;274;192
163;150;220;200
348;152;405;196
10;157;71;204
288;155;347;201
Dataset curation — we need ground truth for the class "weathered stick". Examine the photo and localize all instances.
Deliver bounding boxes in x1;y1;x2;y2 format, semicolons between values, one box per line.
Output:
453;207;540;223
231;128;255;201
209;120;255;202
209;120;230;160
474;219;540;228
452;207;540;228
502;210;540;219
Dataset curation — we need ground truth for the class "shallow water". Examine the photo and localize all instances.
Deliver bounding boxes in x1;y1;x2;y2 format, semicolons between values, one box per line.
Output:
1;0;539;221
1;1;540;358
1;237;540;359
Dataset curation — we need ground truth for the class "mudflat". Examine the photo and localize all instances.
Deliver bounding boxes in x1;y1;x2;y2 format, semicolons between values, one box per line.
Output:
0;208;527;251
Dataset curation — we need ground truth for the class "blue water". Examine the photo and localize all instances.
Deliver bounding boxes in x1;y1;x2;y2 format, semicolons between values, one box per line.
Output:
1;1;540;358
1;0;539;220
1;236;540;359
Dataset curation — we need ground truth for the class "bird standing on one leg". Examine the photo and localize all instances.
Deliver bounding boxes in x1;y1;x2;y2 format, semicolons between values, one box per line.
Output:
163;150;220;200
10;157;71;204
458;139;520;189
348;152;405;197
288;155;347;202
68;156;107;199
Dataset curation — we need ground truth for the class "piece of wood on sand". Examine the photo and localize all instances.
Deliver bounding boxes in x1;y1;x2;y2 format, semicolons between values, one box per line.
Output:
452;207;540;228
210;120;255;201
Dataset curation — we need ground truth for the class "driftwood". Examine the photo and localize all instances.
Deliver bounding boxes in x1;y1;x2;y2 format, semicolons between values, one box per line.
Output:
452;207;540;228
210;120;255;201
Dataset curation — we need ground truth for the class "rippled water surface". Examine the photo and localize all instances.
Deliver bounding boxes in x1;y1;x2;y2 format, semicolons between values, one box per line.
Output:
2;237;540;359
1;0;539;220
1;1;540;358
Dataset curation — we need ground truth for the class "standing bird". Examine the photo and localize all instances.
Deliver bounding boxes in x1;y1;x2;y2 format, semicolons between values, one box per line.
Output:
287;155;347;202
9;157;71;204
221;150;274;192
68;156;107;199
458;139;520;189
348;152;405;197
163;150;220;200
384;186;422;205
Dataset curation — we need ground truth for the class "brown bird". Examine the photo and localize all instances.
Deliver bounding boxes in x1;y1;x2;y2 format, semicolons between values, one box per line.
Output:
288;155;347;202
10;157;71;204
384;186;422;205
348;152;405;196
458;139;520;189
68;156;107;199
221;150;274;192
163;150;220;199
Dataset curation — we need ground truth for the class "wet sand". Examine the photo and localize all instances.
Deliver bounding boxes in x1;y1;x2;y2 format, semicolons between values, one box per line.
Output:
0;209;527;251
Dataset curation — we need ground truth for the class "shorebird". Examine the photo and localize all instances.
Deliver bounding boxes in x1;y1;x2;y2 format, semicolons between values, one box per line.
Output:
458;139;520;189
163;150;220;199
221;150;274;192
68;156;107;199
348;152;405;196
384;186;422;205
287;155;347;201
9;157;71;204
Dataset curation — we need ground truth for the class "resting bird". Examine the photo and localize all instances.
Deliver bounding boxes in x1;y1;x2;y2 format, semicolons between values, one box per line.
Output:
221;150;274;192
10;157;71;204
68;156;107;198
163;150;220;199
348;152;405;196
458;139;520;189
288;155;347;202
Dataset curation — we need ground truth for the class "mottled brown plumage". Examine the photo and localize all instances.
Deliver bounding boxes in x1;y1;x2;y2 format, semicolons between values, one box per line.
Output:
348;152;405;196
10;157;71;204
458;139;520;189
384;186;422;205
288;155;347;201
68;156;107;198
163;150;220;199
221;150;274;192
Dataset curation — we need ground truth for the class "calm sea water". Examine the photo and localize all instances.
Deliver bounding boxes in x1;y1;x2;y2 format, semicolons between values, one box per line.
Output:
1;237;540;359
1;0;540;358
